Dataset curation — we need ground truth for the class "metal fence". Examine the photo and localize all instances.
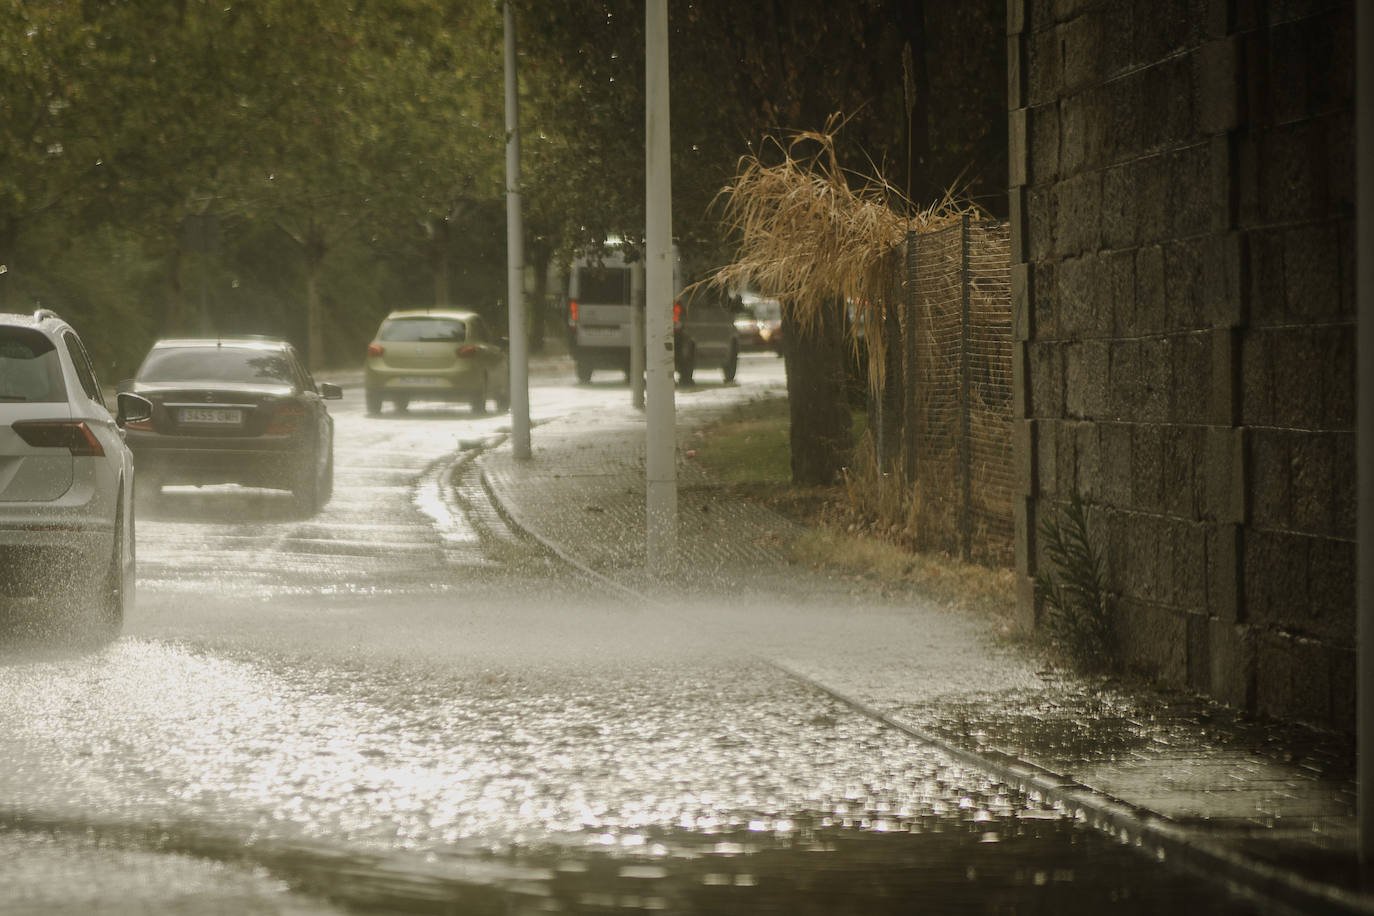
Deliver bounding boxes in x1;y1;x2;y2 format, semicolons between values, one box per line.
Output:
874;217;1014;566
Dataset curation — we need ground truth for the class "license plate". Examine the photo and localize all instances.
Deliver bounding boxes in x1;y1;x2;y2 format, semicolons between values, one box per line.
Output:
179;407;242;425
397;376;446;387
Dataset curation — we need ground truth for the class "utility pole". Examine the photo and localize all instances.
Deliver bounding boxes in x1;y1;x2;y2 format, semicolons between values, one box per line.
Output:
644;0;676;566
504;0;530;459
1357;0;1372;868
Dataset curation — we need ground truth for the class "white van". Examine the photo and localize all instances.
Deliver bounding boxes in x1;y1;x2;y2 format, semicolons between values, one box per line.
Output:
566;241;679;383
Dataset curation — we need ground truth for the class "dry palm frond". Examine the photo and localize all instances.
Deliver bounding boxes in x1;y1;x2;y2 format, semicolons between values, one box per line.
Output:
709;115;982;392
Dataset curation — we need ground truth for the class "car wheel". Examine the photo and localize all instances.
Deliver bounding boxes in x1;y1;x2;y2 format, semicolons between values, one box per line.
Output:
495;385;510;412
678;343;696;385
393;396;409;412
96;496;129;637
365;388;382;415
723;341;739;382
320;445;334;506
576;361;593;384
292;451;320;516
470;380;486;414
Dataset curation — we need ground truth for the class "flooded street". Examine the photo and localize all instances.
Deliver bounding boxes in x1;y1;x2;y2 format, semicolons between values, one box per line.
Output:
0;359;1263;913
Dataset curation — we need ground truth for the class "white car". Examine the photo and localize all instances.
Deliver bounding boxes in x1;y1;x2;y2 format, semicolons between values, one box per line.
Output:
0;309;151;635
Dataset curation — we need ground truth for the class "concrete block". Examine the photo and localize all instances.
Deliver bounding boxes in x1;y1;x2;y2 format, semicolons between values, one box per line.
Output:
1081;340;1110;417
1281;222;1342;324
1074;420;1102;499
1010;186;1029;265
1011;262;1031;341
1102;250;1136;337
1247;429;1291;530
1032;257;1057;338
1099;422;1132;503
1028;185;1056;263
1029;341;1064;419
1036;416;1060;498
1169;143;1214;240
1208;327;1238;426
1206;523;1242;622
1163;239;1204;330
1305;535;1355;642
1129;424;1164;515
1288;433;1335;535
1061;8;1105;92
1332;432;1355;539
1013;340;1031;418
1101;164;1138;250
1329;645;1356;732
1209;132;1235;233
1029;103;1060;185
1009;107;1028;188
1137;336;1170;423
1015;419;1037;496
1132;245;1165;336
1187;613;1210;691
1015;495;1036;577
1116;597;1188;686
1008;35;1025;112
1106;338;1140;419
1242;529;1308;632
1203;426;1245;524
1160;425;1201;520
1136;154;1170;247
1053;172;1102;257
1208;619;1255;711
1237;329;1272;427
1195;36;1241;133
1027;27;1063;109
1169;332;1211;425
1201;231;1247;329
1319;323;1356;429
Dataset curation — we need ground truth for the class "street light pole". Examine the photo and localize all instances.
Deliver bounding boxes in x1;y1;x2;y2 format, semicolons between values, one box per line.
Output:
504;0;531;460
644;0;676;567
1356;0;1372;868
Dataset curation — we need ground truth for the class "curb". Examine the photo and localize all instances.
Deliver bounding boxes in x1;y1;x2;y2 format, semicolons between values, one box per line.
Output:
469;439;1372;916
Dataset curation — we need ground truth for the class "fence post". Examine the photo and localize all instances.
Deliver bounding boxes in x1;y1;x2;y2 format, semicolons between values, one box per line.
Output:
903;230;918;485
959;214;973;562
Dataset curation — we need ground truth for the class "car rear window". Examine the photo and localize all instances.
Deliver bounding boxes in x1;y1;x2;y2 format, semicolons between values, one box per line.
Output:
379;318;466;342
575;267;631;305
0;328;65;403
137;347;297;385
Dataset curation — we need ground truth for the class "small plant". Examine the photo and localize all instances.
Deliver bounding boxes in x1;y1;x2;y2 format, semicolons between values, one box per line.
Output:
1035;493;1112;671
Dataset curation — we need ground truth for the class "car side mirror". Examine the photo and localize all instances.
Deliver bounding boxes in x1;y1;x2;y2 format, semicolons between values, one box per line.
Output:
116;392;152;428
319;382;343;400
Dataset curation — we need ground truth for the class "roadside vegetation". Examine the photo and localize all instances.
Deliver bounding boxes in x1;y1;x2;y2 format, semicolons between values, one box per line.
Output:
692;396;1018;634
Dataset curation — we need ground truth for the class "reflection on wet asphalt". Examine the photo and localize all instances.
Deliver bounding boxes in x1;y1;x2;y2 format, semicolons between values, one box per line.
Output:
0;386;1264;913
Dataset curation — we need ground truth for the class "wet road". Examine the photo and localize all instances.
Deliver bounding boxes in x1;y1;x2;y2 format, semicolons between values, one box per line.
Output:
0;358;1263;913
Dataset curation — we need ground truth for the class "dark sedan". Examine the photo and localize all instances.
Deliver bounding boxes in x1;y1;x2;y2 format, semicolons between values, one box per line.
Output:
121;337;341;515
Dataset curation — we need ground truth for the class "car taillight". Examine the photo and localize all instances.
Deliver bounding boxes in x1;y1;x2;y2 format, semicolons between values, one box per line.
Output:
568;300;579;326
457;345;478;357
265;405;306;435
367;343;384;357
11;420;105;457
672;301;682;329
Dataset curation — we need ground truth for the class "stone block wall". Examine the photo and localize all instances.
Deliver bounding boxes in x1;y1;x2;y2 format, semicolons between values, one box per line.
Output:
1008;0;1356;728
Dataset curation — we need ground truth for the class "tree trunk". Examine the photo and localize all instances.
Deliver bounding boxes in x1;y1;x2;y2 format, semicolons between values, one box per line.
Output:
783;296;851;485
527;238;552;353
304;226;327;370
429;217;450;307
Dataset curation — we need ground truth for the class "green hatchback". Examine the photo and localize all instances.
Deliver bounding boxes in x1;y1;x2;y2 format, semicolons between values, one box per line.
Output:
363;309;510;416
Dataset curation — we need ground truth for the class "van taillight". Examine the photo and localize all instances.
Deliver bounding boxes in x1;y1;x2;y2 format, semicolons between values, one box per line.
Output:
11;420;105;457
672;301;682;328
568;300;579;325
457;345;478;357
367;344;384;357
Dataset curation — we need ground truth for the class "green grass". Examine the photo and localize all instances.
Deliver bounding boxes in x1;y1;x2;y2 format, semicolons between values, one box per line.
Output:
692;397;793;484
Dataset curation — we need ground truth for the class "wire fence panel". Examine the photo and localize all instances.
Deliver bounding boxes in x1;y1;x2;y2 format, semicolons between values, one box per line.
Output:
902;219;1013;566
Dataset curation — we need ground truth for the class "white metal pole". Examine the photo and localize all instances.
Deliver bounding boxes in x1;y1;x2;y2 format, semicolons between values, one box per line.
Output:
644;0;676;566
631;259;646;410
504;0;531;459
1357;0;1372;867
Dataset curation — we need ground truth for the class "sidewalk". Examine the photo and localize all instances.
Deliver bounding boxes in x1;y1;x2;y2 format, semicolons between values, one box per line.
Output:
476;392;1367;914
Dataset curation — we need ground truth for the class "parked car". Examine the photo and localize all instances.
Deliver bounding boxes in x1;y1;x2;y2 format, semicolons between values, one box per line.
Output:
121;337;339;515
733;295;783;353
675;289;740;384
0;308;151;634
364;309;509;414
